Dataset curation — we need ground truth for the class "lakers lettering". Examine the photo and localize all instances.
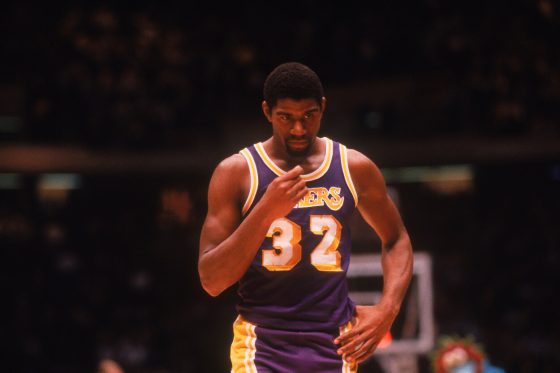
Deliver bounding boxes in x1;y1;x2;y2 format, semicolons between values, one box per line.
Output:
296;187;344;211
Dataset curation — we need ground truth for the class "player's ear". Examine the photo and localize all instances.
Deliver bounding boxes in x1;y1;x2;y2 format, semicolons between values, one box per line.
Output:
321;97;327;113
262;100;272;123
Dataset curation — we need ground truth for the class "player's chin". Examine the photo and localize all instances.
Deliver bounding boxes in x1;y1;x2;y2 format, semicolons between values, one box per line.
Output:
286;143;310;156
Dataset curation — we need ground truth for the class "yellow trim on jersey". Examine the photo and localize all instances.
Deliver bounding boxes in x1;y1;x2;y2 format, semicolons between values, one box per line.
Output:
254;142;284;177
340;144;359;207
231;316;257;373
339;321;358;373
301;138;332;181
254;137;333;181
239;148;259;216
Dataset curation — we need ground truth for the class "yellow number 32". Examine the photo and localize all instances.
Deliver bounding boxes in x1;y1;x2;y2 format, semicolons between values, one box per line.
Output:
262;215;342;272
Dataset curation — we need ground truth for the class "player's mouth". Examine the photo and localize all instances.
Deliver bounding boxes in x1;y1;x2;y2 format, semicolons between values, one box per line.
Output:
287;139;309;148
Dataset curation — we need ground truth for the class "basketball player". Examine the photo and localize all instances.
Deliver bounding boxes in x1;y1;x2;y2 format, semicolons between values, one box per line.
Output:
198;62;413;372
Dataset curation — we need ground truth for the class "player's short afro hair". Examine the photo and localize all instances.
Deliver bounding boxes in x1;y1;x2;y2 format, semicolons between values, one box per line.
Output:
263;62;324;109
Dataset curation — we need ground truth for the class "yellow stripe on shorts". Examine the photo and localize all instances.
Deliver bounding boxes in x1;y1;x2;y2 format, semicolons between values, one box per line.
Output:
230;315;257;373
339;320;358;373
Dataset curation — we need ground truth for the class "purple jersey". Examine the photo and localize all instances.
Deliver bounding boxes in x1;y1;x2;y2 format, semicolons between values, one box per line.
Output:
237;137;358;331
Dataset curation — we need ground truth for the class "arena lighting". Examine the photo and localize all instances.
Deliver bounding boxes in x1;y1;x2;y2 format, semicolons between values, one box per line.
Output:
0;116;21;133
0;173;21;189
37;173;82;204
381;165;473;184
37;173;82;190
381;165;474;194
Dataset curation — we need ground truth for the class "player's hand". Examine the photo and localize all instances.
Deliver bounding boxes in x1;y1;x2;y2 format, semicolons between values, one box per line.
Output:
258;165;308;219
334;305;397;364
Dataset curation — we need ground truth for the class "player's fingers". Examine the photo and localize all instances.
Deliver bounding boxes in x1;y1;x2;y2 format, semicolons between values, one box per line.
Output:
336;334;366;356
279;165;304;180
349;340;378;364
334;328;359;346
277;178;303;196
287;179;307;196
294;186;309;201
344;337;375;359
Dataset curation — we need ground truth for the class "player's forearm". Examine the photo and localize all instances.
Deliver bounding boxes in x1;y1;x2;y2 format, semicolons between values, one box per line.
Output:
199;204;277;297
378;231;413;318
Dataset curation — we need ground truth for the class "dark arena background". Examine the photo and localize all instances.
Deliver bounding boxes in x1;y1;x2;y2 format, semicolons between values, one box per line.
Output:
2;1;559;372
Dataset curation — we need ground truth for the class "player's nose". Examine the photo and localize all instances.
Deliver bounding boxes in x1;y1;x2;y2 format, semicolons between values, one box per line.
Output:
290;120;306;136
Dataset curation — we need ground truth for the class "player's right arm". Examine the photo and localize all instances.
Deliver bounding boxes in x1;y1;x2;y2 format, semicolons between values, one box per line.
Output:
198;155;307;297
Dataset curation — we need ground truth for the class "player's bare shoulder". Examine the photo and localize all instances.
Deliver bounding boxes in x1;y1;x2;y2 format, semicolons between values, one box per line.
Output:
345;147;386;198
208;153;251;205
214;153;248;177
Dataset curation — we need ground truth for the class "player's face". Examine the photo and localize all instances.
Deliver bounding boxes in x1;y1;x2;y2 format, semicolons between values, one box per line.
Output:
263;97;326;157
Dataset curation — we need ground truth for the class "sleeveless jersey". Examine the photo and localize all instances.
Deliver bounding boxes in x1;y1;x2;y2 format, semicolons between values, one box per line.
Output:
237;137;359;331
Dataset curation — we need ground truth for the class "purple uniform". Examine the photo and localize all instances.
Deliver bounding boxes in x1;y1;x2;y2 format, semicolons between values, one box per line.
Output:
231;138;359;372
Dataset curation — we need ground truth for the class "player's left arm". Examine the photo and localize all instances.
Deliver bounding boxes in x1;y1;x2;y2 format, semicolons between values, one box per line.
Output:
335;148;413;364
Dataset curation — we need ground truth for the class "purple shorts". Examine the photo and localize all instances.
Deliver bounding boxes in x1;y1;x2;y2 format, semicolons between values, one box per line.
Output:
230;315;358;373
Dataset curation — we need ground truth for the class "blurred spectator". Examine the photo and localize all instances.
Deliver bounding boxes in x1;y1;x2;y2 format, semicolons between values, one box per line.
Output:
1;0;557;149
97;359;125;373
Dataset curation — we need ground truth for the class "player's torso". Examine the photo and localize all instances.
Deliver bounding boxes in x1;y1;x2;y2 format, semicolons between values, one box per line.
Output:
237;137;358;331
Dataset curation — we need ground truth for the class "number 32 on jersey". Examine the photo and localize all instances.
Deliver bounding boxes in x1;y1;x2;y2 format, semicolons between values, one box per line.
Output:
262;215;342;272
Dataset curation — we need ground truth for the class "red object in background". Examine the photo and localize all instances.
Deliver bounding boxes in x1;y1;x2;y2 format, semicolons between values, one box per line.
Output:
378;331;393;349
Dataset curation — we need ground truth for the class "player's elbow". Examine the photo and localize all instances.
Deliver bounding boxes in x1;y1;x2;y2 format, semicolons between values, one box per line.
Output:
198;269;225;297
200;280;224;297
